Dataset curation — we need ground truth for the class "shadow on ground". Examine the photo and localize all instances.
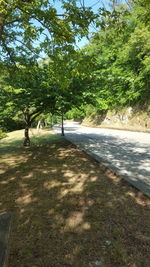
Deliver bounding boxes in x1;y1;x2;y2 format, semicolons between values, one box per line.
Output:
0;134;150;267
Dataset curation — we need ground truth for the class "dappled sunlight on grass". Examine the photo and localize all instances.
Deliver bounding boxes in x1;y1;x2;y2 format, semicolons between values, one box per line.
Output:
125;190;150;207
16;194;38;206
0;130;150;266
64;211;84;230
0;128;58;151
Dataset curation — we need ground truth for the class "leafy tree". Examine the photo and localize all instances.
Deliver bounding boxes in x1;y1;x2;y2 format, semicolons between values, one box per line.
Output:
2;0;150;141
0;0;99;142
0;62;54;145
83;0;150;116
133;0;150;25
0;48;96;143
0;0;96;63
38;51;96;135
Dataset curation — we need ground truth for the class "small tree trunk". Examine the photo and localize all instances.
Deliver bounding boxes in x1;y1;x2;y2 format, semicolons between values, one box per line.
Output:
23;126;30;146
37;119;42;131
50;115;53;128
61;113;64;136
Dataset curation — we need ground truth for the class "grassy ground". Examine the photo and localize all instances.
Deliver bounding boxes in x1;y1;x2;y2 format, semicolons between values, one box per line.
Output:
0;129;150;267
0;129;7;139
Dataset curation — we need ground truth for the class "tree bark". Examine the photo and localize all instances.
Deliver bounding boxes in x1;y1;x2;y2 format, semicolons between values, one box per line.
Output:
23;126;30;146
61;113;65;136
23;109;42;146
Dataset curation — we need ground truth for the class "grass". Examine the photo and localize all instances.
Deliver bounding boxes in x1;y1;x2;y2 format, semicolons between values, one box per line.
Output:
0;129;7;139
0;129;150;267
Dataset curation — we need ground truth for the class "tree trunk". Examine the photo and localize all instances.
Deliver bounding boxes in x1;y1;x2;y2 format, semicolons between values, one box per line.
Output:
37;116;45;130
50;115;53;128
23;126;30;146
23;109;42;146
37;118;42;131
61;113;64;136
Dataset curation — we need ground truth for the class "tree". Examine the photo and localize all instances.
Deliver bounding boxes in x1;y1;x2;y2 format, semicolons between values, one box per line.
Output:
83;0;150;114
133;0;150;25
0;48;96;143
0;0;96;63
0;0;99;143
38;50;96;135
0;61;56;145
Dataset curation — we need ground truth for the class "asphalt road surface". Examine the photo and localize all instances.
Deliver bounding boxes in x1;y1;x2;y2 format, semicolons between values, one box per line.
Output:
53;122;150;197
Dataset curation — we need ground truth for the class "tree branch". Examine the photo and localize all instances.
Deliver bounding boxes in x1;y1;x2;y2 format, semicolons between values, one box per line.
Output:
30;111;42;123
5;18;23;25
30;108;43;117
1;38;16;65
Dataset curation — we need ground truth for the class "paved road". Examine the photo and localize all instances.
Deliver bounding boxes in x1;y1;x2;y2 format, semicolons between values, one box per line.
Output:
53;122;150;197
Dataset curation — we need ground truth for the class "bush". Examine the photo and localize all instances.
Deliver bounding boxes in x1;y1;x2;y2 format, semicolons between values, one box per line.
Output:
66;107;85;120
85;104;97;118
0;118;25;132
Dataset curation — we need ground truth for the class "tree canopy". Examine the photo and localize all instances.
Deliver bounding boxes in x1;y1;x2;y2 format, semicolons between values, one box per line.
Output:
0;0;150;143
82;0;150;113
0;0;96;63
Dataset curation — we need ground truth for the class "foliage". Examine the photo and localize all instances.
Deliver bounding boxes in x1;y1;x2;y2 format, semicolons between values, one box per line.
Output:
133;0;150;26
83;0;150;115
66;107;85;120
0;0;98;141
1;0;150;136
0;0;96;63
0;48;96;141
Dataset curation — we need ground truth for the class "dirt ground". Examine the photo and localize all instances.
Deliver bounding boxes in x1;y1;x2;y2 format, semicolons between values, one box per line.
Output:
0;129;150;267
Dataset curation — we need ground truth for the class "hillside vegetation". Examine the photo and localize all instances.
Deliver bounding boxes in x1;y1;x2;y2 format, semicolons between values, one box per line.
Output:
66;0;150;129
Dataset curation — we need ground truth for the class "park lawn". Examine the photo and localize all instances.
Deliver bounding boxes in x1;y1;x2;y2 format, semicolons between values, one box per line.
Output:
0;129;150;267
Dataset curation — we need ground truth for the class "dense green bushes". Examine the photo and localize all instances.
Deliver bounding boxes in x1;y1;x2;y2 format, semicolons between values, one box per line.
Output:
66;107;85;120
0;118;25;132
